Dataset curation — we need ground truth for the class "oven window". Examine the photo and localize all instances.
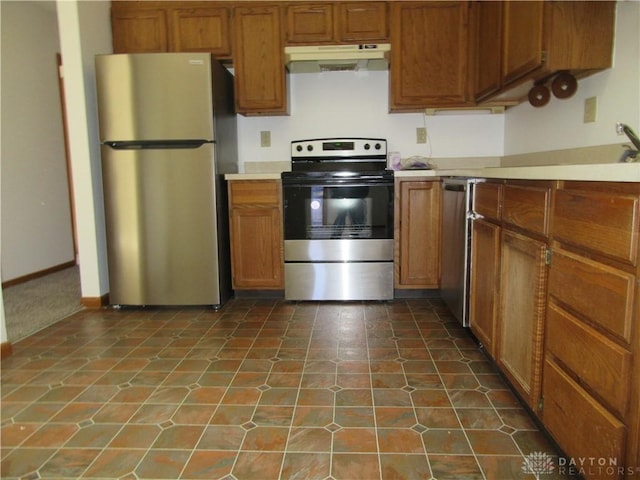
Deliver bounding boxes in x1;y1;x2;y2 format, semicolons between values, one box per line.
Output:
283;183;393;240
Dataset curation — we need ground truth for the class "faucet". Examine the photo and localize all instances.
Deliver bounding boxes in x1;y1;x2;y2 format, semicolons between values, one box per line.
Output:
616;123;640;162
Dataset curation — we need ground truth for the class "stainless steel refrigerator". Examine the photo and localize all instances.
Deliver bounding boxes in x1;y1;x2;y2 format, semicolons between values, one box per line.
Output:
95;53;237;307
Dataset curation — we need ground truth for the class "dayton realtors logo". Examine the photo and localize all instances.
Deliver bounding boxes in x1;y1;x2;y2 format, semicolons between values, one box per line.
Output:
522;452;640;477
521;452;555;478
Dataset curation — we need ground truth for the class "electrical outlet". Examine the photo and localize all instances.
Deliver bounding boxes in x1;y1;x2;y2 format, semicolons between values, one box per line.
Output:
583;97;597;123
416;127;427;144
260;131;271;147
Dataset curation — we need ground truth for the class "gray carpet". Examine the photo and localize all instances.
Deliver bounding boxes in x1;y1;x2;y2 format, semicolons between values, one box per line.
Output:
3;266;84;342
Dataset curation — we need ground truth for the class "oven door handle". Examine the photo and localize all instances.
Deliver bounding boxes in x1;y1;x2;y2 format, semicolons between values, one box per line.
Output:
282;182;392;188
281;177;393;188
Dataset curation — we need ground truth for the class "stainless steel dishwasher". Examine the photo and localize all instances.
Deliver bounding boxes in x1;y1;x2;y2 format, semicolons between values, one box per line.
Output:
440;178;475;327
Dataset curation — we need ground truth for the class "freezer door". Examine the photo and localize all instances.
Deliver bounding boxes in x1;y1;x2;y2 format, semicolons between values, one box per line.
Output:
96;53;214;142
102;143;223;305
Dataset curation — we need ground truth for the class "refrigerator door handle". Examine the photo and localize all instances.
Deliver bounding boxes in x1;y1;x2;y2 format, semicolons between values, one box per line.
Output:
105;140;213;150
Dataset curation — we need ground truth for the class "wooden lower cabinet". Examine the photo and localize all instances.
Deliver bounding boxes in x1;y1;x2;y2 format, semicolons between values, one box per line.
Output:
542;181;640;477
497;228;547;413
543;358;627;476
394;178;441;288
228;180;284;290
465;179;639;476
469;218;500;358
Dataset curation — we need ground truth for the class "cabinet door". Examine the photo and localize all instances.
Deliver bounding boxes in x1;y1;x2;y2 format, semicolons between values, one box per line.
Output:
338;2;388;42
230;207;284;289
395;180;441;288
469;218;500;358
390;1;472;110
170;7;231;57
498;229;547;412
286;3;334;44
474;1;503;101
229;181;284;289
233;5;288;115
112;8;168;53
502;0;544;85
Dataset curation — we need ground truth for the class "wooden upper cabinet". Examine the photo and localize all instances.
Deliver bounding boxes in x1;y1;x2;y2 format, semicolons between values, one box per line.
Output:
338;2;388;42
501;1;544;86
111;2;231;57
473;1;503;101
475;1;616;102
233;5;288;115
286;2;388;45
112;8;168;53
170;7;231;57
286;3;335;44
390;1;473;111
544;1;615;72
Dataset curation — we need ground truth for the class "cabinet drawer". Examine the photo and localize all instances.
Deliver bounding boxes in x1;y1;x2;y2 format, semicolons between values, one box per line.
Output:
543;359;625;468
546;303;632;417
474;182;502;222
229;180;281;206
554;189;639;266
548;249;635;343
503;184;550;238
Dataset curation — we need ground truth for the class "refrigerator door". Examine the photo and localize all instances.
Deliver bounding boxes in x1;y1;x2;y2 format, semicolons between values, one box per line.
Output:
96;53;214;142
102;143;222;305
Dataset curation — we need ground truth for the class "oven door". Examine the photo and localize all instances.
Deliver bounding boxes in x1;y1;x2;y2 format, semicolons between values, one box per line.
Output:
282;173;394;242
282;172;394;301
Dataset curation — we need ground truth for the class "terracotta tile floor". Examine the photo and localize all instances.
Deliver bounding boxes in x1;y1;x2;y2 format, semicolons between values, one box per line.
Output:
1;298;572;479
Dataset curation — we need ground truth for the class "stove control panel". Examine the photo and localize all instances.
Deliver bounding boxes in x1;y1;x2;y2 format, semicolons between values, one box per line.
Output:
291;138;387;159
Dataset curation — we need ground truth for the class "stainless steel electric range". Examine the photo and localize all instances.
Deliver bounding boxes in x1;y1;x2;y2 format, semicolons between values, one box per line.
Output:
281;138;394;301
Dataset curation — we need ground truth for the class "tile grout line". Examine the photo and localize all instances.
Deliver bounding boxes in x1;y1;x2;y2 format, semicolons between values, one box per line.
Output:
407;300;436;480
430;306;489;480
276;300;317;480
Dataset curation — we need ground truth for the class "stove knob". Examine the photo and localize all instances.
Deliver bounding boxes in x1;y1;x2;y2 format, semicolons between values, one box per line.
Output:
296;145;303;152
364;143;370;150
307;145;313;152
375;143;382;150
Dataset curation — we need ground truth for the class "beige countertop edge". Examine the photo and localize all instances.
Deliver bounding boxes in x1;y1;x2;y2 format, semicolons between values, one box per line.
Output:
226;163;640;183
225;173;282;180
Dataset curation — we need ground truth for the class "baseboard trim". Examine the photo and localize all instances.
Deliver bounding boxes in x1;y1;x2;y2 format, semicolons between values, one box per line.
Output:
2;260;76;289
233;290;285;299
81;294;109;308
1;341;13;359
394;288;440;299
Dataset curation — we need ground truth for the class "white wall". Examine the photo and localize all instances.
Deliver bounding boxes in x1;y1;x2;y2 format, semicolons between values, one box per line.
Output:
56;0;112;300
504;1;640;156
1;1;74;281
237;69;505;171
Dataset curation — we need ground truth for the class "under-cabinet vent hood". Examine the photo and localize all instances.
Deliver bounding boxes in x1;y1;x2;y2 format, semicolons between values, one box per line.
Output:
285;44;391;73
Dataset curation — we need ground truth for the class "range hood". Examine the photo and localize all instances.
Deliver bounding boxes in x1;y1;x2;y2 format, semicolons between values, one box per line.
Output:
285;44;391;73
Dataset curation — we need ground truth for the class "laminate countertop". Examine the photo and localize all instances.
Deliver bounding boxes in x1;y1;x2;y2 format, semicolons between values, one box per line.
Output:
225;162;640;183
